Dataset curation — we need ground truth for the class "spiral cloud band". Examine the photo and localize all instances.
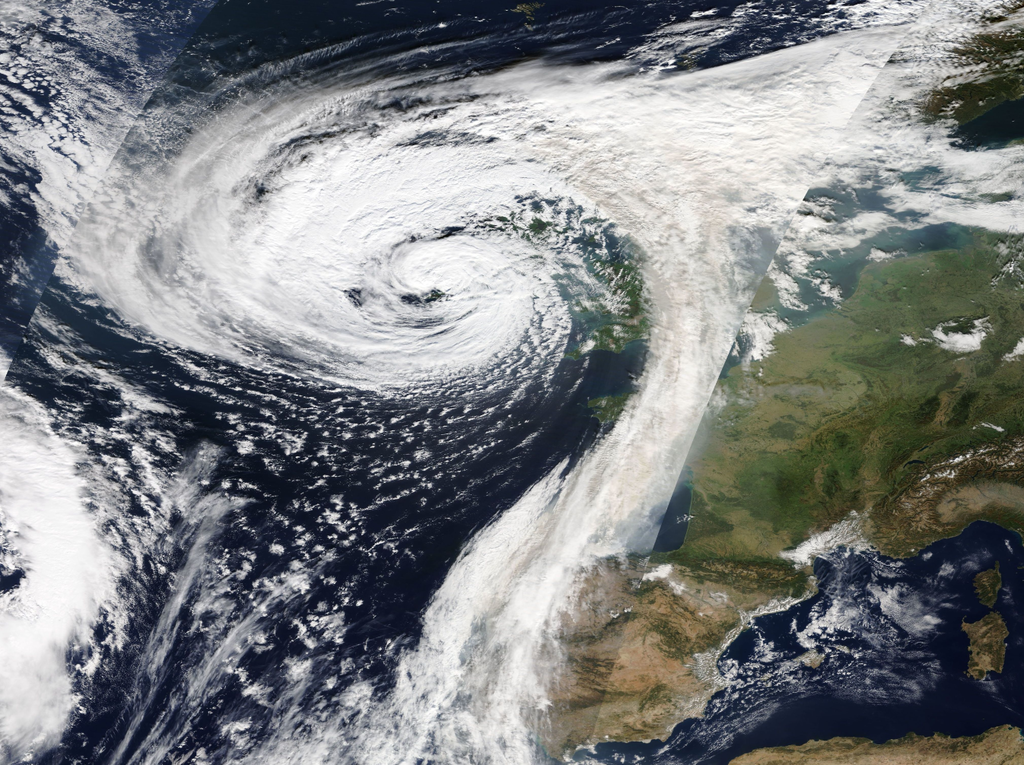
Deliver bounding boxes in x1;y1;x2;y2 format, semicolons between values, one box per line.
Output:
58;25;907;763
68;71;626;393
4;13;914;765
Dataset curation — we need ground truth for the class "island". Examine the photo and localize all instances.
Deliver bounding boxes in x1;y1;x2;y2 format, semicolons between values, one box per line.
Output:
964;563;1009;680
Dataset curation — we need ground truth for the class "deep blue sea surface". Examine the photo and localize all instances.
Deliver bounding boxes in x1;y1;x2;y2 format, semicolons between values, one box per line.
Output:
3;0;1023;763
591;520;1024;764
0;0;216;363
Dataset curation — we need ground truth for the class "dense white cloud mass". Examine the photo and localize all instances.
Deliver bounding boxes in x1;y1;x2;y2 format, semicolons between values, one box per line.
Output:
7;0;1023;759
0;0;214;377
0;387;109;760
58;27;904;764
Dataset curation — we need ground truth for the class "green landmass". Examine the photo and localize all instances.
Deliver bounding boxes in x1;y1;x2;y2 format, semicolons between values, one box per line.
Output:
730;725;1024;764
551;230;1024;751
924;0;1024;125
664;230;1024;574
975;562;1003;607
584;258;648;355
587;393;631;423
485;200;650;425
486;201;651;361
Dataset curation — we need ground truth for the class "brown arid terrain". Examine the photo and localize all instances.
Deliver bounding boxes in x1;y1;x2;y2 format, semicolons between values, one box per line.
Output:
544;232;1024;755
729;725;1024;765
542;4;1024;758
541;555;810;757
963;611;1010;679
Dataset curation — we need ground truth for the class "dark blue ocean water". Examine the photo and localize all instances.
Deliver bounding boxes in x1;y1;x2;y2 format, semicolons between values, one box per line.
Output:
590;520;1024;764
17;270;613;762
0;0;217;362
6;1;1022;763
957;96;1024;149
0;0;921;362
